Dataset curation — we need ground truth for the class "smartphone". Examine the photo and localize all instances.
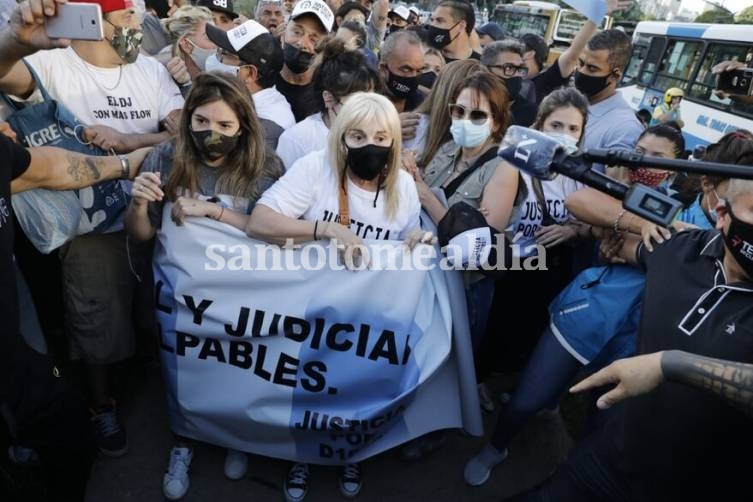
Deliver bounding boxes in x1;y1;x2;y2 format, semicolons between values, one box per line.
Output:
717;68;753;96
45;3;104;41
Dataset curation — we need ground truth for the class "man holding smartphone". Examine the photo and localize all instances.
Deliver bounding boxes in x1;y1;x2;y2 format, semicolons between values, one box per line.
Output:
0;0;184;458
713;58;753;107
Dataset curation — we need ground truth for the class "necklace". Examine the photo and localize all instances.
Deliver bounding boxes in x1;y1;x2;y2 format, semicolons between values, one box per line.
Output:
72;47;124;91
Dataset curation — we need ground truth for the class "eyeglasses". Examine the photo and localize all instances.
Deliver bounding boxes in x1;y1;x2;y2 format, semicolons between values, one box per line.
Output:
487;63;528;77
448;104;490;125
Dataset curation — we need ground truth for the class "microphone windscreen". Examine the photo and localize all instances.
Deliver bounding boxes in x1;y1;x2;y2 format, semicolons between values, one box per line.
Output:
498;126;562;180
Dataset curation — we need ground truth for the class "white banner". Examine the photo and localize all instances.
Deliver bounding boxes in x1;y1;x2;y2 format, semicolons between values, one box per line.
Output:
154;209;482;465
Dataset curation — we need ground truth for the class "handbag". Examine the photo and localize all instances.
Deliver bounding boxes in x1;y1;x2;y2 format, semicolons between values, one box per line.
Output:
2;62;127;253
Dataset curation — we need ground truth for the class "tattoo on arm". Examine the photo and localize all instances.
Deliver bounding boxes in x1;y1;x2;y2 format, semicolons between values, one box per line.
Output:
662;350;753;418
66;154;103;183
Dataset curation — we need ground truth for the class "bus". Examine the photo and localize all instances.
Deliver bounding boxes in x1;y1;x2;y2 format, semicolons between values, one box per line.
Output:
491;1;612;65
618;21;753;149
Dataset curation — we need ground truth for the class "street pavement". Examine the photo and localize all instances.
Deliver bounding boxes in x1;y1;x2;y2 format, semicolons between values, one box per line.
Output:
86;364;573;502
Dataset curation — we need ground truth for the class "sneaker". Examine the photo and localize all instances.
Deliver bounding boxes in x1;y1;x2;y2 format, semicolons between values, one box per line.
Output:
399;430;447;461
8;445;40;466
478;383;495;413
224;449;248;480
90;399;128;457
163;447;193;500
284;463;309;502
464;444;508;486
338;463;362;498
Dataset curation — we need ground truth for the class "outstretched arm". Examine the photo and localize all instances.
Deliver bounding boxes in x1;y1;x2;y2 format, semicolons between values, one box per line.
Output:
570;350;753;418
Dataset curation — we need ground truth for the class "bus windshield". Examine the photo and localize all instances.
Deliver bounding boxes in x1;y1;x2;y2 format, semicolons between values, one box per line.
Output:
554;10;586;41
493;10;551;39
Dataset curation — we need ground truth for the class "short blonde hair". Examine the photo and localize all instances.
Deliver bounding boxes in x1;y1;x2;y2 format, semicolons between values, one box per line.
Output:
162;5;213;44
327;92;403;219
725;179;753;205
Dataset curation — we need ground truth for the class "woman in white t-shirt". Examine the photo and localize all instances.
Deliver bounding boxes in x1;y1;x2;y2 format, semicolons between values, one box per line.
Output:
276;38;383;170
247;91;429;501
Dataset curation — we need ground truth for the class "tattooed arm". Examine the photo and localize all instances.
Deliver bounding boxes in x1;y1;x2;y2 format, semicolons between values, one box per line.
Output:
570;350;753;418
10;146;152;194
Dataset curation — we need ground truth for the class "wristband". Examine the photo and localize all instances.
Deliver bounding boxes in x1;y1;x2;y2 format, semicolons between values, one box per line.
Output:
118;154;130;180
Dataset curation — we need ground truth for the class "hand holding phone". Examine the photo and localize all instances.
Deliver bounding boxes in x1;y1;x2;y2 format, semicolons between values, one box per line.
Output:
9;0;73;50
45;2;104;41
717;68;753;96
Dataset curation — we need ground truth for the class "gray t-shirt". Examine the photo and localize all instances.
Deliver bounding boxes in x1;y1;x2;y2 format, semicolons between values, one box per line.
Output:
140;140;282;228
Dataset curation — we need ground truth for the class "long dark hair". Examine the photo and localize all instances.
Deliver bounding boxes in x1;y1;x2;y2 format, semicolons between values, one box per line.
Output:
532;87;589;146
167;72;273;202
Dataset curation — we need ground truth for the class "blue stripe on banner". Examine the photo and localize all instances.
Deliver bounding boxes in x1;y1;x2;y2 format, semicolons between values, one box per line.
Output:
666;25;707;39
683;131;708;150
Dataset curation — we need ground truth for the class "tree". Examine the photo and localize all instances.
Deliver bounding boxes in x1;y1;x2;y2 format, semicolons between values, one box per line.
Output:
694;9;734;23
736;5;753;24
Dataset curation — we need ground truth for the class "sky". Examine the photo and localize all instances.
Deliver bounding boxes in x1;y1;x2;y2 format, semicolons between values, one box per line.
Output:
680;0;753;14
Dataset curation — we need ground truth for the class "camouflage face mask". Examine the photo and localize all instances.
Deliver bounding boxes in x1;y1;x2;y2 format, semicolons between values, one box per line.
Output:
106;20;143;64
190;129;240;161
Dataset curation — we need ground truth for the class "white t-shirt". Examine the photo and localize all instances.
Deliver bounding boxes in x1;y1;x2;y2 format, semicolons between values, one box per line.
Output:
258;149;421;240
275;113;329;170
253;87;296;131
506;172;582;257
22;47;184;134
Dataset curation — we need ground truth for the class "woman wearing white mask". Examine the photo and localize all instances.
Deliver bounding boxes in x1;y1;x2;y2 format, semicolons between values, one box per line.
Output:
159;6;217;82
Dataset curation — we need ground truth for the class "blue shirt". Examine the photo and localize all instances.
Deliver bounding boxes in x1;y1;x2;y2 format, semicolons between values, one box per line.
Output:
583;92;644;173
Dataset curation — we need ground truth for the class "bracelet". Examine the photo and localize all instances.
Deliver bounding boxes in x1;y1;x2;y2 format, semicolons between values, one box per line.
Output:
118;154;130;180
613;209;627;233
314;220;319;240
215;205;224;221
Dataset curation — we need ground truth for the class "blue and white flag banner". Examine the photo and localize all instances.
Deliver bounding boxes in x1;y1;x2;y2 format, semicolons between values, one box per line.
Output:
563;0;607;25
154;208;482;465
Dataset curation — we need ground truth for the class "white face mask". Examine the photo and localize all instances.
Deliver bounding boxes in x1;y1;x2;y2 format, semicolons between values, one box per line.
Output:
706;189;720;222
545;131;579;154
204;53;240;75
450;119;491;148
187;39;216;71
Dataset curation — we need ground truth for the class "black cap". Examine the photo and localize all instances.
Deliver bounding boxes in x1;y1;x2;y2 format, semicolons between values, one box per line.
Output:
475;22;505;42
521;33;549;70
206;20;283;72
197;0;238;19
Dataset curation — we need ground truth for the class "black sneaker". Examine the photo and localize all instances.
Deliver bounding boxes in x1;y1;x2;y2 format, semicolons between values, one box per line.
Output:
339;463;362;499
284;463;309;502
90;399;128;457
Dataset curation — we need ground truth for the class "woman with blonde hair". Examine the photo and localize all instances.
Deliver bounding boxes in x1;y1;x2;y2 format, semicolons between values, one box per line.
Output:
159;5;217;82
126;72;283;500
247;91;429;501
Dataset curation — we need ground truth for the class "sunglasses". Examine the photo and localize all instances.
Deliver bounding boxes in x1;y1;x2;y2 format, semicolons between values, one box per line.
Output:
448;104;490;125
487;63;529;77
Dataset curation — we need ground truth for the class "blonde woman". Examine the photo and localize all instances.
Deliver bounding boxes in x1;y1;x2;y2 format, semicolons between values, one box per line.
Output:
159;5;217;84
247;92;430;501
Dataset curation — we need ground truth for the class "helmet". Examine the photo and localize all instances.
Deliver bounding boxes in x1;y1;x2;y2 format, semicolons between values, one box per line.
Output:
664;87;684;105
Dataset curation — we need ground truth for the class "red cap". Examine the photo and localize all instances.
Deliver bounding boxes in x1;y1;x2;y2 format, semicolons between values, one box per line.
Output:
77;0;134;14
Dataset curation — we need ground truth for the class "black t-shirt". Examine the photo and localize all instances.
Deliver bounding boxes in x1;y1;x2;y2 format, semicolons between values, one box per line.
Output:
444;50;481;64
510;98;538;127
531;59;571;105
276;76;320;123
0;134;31;402
597;230;753;499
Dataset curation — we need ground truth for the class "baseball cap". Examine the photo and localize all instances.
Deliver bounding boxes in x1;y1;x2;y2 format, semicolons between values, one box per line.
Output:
77;0;133;14
408;6;420;16
206;20;283;72
475;22;505;42
389;5;410;21
196;0;239;19
291;0;334;33
521;33;549;70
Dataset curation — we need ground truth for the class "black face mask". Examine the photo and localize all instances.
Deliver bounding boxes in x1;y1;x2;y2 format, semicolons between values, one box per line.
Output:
346;143;391;181
191;129;239;161
503;76;523;100
386;70;418;100
425;21;460;49
418;71;437;89
723;201;753;280
573;70;612;98
388;25;403;35
283;44;314;74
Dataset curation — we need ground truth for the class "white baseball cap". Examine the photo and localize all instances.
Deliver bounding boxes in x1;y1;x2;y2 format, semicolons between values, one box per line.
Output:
390;5;410;21
290;0;334;33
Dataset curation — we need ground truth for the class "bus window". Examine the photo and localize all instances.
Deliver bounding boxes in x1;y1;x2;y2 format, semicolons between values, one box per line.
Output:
689;43;751;107
653;39;702;91
493;9;552;40
621;34;650;86
638;36;666;85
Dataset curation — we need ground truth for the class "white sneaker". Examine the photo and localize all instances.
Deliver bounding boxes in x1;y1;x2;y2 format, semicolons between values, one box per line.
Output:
284;463;309;502
464;444;508;486
163;447;193;500
224;449;248;480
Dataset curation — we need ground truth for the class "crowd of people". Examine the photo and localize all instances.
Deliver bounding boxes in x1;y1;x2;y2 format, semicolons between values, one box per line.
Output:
1;0;753;500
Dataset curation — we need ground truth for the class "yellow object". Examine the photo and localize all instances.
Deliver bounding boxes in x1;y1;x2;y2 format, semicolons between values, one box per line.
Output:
664;87;684;105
